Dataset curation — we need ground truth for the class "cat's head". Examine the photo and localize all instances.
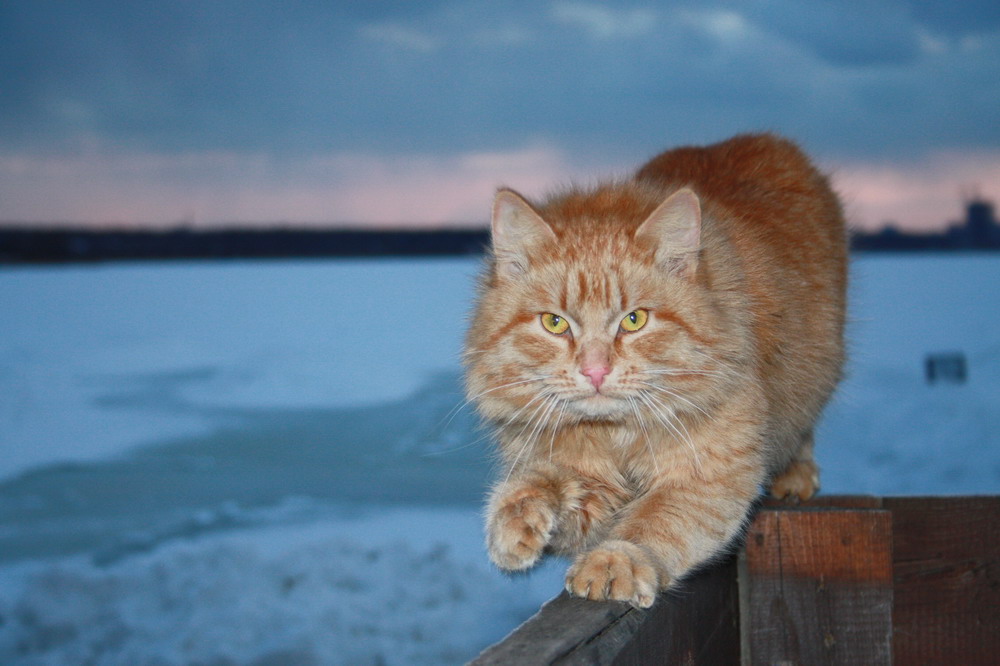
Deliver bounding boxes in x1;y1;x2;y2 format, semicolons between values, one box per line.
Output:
465;183;733;430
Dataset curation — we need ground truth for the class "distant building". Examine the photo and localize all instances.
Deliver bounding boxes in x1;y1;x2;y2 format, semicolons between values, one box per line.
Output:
951;198;1000;247
852;196;1000;251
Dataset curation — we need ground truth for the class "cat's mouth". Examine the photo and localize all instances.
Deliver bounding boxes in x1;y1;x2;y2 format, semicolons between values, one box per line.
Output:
569;391;628;418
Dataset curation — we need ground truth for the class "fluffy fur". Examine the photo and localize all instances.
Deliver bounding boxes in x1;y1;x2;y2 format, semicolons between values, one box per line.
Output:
464;133;847;608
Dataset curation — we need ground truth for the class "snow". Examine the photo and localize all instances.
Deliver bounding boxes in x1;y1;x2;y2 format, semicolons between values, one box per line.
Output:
0;505;563;665
0;254;998;664
0;259;480;475
820;254;1000;494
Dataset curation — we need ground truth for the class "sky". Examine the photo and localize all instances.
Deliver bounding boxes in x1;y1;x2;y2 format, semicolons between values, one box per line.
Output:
1;0;998;232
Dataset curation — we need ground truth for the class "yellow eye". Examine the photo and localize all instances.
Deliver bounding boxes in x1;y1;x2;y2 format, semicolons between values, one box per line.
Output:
620;309;649;332
540;313;570;335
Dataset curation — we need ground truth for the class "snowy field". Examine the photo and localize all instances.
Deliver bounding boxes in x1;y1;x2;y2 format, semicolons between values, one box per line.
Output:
1;254;998;664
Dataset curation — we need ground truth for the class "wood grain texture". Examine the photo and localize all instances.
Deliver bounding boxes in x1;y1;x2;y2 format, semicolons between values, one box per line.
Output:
608;558;739;666
470;559;739;665
741;509;893;665
760;494;884;510
886;496;1000;666
470;592;635;665
472;497;999;665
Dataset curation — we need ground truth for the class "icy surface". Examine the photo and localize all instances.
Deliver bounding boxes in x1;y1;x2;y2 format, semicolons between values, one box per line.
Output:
0;254;998;664
0;505;565;665
819;254;1000;494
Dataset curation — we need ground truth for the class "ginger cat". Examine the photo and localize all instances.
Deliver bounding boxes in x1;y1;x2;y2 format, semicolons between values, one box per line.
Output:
464;133;846;608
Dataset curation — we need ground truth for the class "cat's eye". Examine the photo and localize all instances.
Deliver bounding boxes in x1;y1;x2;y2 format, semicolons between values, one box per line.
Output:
620;309;649;332
540;313;570;335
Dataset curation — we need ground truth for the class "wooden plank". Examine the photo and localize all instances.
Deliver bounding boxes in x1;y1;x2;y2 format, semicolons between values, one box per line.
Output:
885;496;1000;666
470;558;740;665
741;508;893;665
761;495;884;510
470;592;633;665
474;496;1000;664
608;557;739;666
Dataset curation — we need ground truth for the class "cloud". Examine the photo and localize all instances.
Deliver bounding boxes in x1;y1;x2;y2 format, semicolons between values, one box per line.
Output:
359;23;441;52
828;151;1000;231
683;8;754;43
0;145;593;228
907;0;1000;38
2;0;997;162
742;0;923;67
0;1;998;231
471;25;536;47
550;2;657;40
4;142;997;234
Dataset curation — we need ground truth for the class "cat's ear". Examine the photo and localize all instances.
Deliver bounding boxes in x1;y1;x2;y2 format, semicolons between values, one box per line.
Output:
635;188;701;279
491;189;557;278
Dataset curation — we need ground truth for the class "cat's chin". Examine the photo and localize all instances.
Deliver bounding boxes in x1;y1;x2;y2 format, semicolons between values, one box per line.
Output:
569;394;630;420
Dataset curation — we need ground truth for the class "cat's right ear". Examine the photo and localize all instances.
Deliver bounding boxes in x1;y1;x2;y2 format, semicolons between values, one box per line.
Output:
635;188;702;280
490;189;557;278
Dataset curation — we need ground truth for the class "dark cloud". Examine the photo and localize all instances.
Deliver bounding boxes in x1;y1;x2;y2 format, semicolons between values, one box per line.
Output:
742;0;922;67
0;1;361;151
0;0;997;163
908;0;1000;36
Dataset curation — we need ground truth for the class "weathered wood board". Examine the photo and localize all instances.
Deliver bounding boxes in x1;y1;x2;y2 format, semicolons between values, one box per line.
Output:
886;496;1000;666
470;559;739;665
471;496;999;665
741;508;894;665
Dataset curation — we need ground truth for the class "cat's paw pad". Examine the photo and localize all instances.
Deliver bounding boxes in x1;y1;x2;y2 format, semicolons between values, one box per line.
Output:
565;540;660;609
770;459;820;502
486;486;558;571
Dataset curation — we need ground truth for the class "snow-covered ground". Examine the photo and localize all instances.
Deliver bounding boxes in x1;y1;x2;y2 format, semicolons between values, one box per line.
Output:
0;254;998;665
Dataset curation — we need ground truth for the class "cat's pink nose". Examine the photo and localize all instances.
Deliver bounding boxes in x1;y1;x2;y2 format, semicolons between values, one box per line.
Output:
581;364;611;390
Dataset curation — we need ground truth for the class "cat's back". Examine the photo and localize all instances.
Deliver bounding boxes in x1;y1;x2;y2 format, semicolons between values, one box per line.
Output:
635;133;846;305
636;133;813;188
635;133;846;261
638;134;847;461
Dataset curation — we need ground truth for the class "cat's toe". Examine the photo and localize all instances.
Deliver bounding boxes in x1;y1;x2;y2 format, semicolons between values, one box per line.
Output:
565;540;660;609
770;459;820;502
486;490;557;571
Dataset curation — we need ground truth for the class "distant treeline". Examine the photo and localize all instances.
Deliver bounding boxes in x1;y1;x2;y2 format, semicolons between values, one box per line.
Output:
0;225;998;263
0;228;491;263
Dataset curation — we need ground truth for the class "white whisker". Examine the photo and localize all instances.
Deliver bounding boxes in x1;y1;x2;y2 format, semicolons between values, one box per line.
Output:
640;382;712;419
438;375;550;432
466;375;552;404
637;390;703;476
644;368;725;378
628;396;660;475
524;395;558;458
420;427;494;457
688;349;753;381
503;388;554;427
549;400;567;463
500;394;557;488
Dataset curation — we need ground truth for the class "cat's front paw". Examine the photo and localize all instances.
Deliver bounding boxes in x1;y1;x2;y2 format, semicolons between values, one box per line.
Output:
486;484;559;571
565;540;661;609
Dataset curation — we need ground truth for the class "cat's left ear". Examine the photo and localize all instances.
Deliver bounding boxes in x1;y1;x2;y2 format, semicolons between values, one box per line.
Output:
635;188;701;279
491;189;557;278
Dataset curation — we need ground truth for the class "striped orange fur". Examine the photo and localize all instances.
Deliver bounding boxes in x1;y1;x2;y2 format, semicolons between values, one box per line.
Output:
464;133;847;608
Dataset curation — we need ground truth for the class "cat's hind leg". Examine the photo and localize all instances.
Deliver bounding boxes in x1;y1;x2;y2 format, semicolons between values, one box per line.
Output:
769;430;820;501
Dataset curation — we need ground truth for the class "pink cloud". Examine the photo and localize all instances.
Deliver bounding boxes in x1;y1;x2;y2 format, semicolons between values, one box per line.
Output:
2;146;997;233
0;146;601;229
827;151;1000;232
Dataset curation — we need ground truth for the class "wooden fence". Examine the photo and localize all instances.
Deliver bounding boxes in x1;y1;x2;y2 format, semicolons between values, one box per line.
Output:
472;495;999;665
